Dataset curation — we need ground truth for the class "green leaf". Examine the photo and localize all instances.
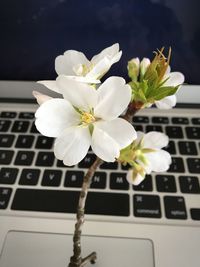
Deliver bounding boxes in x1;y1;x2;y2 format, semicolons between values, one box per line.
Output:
151;85;179;101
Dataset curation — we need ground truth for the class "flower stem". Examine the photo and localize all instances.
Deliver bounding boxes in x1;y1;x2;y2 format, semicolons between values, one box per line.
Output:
68;157;103;267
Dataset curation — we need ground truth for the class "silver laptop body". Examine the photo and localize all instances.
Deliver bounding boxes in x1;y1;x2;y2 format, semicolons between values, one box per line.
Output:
0;81;200;267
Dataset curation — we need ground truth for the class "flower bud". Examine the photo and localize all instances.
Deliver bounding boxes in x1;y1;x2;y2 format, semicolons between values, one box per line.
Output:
127;57;140;81
140;58;150;77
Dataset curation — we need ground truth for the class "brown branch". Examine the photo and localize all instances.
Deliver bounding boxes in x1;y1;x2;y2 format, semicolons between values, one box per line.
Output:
68;157;103;267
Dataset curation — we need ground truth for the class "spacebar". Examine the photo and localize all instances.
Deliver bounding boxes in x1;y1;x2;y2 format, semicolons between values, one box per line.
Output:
11;189;129;216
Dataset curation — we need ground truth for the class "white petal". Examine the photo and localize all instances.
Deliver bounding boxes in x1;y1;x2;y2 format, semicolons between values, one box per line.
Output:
91;125;120;162
32;91;52;105
126;170;145;185
35;98;80;137
86;57;111;79
142;131;169;149
55;50;90;76
54;126;91;166
37;80;61;94
155;95;176;109
91;43;121;65
94;118;137;149
140;58;150;76
145;150;172;172
164;72;185;87
57;76;97;111
94;77;131;120
64;75;100;84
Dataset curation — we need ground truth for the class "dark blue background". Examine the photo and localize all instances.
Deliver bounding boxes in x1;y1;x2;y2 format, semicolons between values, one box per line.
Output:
0;0;200;84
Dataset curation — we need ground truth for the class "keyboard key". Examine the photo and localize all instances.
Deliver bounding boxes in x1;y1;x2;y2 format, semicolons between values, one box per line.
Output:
187;158;200;173
0;187;12;209
190;209;200;220
178;141;197;155
185;127;200;139
35;152;54;166
152;117;169;124
64;171;84;187
172;117;189;125
0;112;16;118
192;118;200;125
86;192;129;216
168;157;185;173
179;176;200;194
133;194;161;218
0;120;11;132
133;116;149;123
146;125;163;132
19;112;34;119
15;135;35;148
90;172;106;189
57;160;74;168
0;168;18;184
35;136;54;149
163;140;176;154
0;150;14;165
133;175;152;191
19;169;40;185
164;196;187;219
78;154;96;168
11;189;130;216
11;120;30;132
100;162;118;170
133;125;143;131
110;173;129;190
156;175;176;192
14;151;34;165
0;134;15;147
30;122;39;133
42;170;62;187
166;126;183;138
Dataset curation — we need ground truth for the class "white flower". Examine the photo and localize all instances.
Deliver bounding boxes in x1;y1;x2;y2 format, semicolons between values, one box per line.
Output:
126;131;171;185
34;76;137;166
38;43;122;93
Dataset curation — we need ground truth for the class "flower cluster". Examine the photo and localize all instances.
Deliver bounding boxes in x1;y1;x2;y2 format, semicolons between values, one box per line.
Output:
34;44;184;185
127;48;184;109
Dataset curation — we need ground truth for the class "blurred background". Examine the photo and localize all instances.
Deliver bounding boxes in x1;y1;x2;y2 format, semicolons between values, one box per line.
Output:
0;0;200;84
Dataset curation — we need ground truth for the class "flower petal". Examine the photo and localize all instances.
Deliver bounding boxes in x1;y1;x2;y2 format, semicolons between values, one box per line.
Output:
94;77;131;120
126;170;145;185
91;43;121;65
63;75;100;84
142;131;169;149
155;95;176;109
91;125;120;162
55;50;90;76
94;118;137;149
140;57;150;76
35;98;80;137
145;150;171;172
86;57;111;80
37;80;61;94
54;126;91;166
32;91;52;105
164;72;185;87
57;75;98;111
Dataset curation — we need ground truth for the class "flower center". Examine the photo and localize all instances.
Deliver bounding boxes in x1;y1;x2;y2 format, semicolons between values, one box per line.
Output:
81;112;95;124
73;63;94;76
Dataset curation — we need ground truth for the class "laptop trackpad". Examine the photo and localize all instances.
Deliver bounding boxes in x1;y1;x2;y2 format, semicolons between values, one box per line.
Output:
0;231;154;267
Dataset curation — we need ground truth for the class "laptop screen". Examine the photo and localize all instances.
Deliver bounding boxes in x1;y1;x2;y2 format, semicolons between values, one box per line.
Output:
0;0;200;84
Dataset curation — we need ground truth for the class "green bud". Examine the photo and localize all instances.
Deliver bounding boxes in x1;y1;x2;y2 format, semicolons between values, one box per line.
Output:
127;58;140;81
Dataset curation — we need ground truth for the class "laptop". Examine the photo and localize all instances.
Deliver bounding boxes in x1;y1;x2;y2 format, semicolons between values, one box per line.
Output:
0;1;200;267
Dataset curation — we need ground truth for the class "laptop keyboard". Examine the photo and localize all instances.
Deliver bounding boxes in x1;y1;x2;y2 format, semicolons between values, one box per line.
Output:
0;106;200;225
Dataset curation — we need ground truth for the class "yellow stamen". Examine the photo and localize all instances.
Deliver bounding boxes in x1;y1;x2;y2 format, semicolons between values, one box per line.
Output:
81;112;95;124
